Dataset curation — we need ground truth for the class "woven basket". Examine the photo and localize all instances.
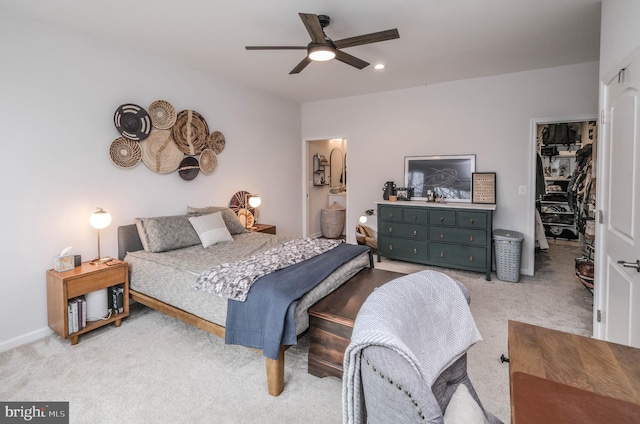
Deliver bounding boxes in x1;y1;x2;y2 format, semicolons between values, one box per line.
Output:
199;149;218;175
178;156;200;181
148;100;177;130
109;137;142;168
172;110;209;155
113;103;152;141
321;202;346;239
207;131;226;154
139;129;184;174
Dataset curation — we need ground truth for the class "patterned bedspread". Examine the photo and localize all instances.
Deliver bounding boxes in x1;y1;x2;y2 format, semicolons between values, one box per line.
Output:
194;238;342;301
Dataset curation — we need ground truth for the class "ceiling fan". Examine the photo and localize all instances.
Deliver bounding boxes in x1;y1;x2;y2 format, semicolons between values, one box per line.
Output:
245;13;400;74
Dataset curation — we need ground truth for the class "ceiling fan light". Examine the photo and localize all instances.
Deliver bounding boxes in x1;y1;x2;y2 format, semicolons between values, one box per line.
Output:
308;45;336;61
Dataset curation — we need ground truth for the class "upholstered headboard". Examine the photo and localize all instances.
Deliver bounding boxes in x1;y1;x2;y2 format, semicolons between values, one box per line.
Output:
117;224;144;260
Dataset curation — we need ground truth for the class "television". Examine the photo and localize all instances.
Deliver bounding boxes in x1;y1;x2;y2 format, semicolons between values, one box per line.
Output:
404;155;476;202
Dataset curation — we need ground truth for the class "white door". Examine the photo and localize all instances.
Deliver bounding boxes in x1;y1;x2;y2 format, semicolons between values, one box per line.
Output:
596;56;640;347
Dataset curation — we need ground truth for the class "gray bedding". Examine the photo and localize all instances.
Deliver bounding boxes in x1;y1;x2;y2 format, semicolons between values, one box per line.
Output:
124;231;370;336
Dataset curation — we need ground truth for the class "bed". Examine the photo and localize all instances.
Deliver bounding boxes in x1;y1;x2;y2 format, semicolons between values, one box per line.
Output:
117;208;372;396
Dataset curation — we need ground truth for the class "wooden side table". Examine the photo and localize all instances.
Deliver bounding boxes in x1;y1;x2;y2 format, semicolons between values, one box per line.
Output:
250;224;276;234
46;260;129;345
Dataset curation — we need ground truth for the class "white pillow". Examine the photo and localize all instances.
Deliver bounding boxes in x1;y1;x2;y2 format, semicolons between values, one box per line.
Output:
188;212;233;248
443;384;488;424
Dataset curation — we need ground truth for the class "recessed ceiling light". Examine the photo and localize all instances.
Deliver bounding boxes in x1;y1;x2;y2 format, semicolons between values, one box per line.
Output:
374;64;385;70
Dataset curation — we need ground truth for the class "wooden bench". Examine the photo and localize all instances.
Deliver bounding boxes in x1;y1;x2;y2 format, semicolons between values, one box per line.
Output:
307;268;405;378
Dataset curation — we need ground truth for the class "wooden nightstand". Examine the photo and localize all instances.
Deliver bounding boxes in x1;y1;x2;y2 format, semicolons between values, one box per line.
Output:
250;224;276;234
46;260;129;345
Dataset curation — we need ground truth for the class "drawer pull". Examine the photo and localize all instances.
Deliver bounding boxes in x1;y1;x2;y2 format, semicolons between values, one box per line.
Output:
469;235;474;242
389;245;394;251
388;227;393;234
440;216;444;222
413;248;418;254
389;213;394;219
413;215;418;221
469;256;474;262
440;251;444;258
469;218;474;225
440;233;444;239
413;230;417;236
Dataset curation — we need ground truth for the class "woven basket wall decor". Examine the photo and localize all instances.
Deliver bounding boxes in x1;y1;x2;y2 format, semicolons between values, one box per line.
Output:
139;129;184;174
172;110;209;155
199;149;218;175
114;104;152;141
178;156;200;181
207;131;226;154
148;100;177;130
109;137;142;168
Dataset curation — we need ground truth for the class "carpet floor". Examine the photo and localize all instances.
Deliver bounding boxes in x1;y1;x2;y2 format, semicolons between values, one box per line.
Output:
0;240;592;423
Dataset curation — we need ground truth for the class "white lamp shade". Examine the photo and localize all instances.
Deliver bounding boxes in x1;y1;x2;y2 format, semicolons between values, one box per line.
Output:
90;208;112;230
308;47;336;61
248;196;262;208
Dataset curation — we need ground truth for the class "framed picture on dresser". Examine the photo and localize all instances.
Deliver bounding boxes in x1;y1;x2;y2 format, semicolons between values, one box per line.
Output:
472;172;496;204
404;155;476;202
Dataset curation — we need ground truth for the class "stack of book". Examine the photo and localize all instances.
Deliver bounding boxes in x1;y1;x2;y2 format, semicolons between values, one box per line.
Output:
109;286;124;314
67;296;87;334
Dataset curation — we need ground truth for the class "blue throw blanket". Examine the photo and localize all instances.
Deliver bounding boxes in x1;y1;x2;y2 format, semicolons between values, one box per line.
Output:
225;243;370;359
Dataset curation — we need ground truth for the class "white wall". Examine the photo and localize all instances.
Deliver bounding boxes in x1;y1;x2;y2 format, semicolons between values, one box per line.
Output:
0;11;301;350
302;62;600;276
600;0;640;77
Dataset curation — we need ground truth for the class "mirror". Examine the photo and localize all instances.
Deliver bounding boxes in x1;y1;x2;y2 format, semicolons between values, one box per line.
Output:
329;148;345;191
355;209;377;251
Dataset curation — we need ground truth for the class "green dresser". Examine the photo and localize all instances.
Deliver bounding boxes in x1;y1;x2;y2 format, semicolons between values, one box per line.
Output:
377;202;495;280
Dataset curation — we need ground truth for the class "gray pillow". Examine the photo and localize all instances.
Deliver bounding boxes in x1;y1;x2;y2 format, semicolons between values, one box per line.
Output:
135;214;201;253
187;206;247;235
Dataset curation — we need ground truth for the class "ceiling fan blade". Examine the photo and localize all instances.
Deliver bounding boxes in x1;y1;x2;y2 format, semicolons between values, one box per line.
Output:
245;46;307;50
290;56;312;74
299;13;325;44
334;29;399;49
335;50;369;69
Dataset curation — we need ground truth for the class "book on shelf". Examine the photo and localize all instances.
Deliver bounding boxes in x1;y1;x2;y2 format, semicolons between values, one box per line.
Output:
67;296;87;334
109;286;124;314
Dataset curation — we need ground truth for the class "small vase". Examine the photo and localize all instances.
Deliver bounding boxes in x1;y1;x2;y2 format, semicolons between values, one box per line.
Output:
382;181;396;200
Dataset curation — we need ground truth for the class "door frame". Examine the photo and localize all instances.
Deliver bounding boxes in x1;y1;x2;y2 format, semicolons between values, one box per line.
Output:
302;135;349;240
528;115;597;276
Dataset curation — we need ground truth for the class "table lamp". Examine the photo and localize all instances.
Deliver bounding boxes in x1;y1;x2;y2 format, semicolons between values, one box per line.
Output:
89;207;112;265
245;194;261;229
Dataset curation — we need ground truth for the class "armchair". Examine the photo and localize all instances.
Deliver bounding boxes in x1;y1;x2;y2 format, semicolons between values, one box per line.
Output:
342;270;502;424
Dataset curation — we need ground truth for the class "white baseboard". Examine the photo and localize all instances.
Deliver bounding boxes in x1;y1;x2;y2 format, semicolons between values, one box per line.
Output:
0;327;53;353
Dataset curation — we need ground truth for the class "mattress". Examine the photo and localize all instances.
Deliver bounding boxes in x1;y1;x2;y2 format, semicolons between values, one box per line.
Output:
125;232;370;335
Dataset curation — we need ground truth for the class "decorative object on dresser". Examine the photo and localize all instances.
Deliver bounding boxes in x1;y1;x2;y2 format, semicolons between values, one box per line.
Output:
382;181;396;200
377;201;495;280
472;172;497;204
46;261;129;345
89;207;112;265
404;155;476;202
109;100;225;180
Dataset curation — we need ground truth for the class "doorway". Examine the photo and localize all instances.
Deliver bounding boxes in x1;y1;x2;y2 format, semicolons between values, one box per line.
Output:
531;117;597;290
304;138;347;239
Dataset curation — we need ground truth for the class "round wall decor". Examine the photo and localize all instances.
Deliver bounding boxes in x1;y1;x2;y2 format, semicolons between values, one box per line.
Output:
114;104;152;141
139;129;183;174
172;110;209;155
109;137;142;168
178;156;200;181
199;149;218;175
148;100;177;130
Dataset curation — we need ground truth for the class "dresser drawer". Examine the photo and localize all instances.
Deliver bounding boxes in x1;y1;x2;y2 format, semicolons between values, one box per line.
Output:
457;211;488;229
429;227;487;246
403;208;430;224
379;222;428;240
379;205;403;222
429;242;486;269
379;237;428;261
429;210;456;226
